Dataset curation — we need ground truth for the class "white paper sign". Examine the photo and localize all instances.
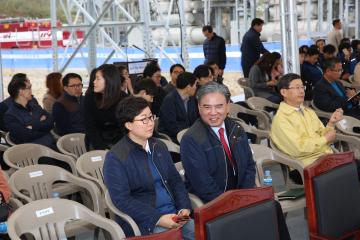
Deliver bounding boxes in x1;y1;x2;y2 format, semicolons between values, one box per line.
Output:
91;156;103;162
29;171;44;178
36;207;54;218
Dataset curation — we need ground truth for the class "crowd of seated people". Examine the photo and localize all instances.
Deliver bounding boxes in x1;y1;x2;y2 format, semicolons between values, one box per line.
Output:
5;33;360;239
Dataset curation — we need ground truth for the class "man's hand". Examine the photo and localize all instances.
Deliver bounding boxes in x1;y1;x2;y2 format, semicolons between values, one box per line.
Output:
158;214;180;229
324;129;336;143
177;209;191;225
346;89;356;98
327;108;344;127
40;115;47;121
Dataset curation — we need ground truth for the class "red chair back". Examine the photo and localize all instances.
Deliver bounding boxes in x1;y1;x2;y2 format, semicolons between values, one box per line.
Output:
194;187;275;240
304;152;360;240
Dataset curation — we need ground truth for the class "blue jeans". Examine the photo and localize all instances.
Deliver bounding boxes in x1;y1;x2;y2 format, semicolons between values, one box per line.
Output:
153;219;195;240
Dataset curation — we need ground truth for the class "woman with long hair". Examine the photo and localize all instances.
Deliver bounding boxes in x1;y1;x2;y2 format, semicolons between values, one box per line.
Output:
43;72;63;113
249;52;282;103
84;64;127;150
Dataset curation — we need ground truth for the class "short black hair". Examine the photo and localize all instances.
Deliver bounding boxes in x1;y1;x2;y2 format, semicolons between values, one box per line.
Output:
299;45;309;54
62;73;82;86
307;47;320;56
338;42;351;52
322;58;341;72
351;39;360;51
133;78;157;96
206;60;219;67
277;73;302;91
143;63;161;78
332;19;341;26
170;64;185;74
116;96;150;134
193;64;211;79
316;39;325;45
323;44;336;54
251;18;264;27
8;73;28;98
202;25;213;33
176;72;197;89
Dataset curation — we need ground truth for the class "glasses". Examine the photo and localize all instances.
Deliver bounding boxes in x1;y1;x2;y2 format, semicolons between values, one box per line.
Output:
330;68;342;73
133;115;155;124
24;84;32;90
67;83;83;89
286;86;306;91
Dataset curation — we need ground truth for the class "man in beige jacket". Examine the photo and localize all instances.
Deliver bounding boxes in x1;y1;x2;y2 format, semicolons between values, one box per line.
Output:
327;19;343;54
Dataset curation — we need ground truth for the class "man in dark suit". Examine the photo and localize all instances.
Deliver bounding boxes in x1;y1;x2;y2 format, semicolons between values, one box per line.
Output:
158;72;198;142
313;58;360;119
180;81;290;239
241;18;269;78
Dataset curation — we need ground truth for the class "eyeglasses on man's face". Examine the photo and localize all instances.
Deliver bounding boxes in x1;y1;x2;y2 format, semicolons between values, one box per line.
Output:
24;84;32;90
133;115;155;124
67;83;83;89
286;86;306;91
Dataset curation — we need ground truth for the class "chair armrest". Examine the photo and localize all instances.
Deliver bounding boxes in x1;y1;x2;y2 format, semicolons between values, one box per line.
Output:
189;193;204;209
104;190;141;236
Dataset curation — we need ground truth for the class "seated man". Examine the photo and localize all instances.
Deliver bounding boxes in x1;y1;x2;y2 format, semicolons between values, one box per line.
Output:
4;73;55;148
319;44;337;67
52;73;85;136
104;96;194;239
313;58;360;119
180;82;290;239
300;47;323;100
132;77;158;104
181;82;255;203
270;73;343;183
163;64;185;95
158;72;198;142
206;61;224;84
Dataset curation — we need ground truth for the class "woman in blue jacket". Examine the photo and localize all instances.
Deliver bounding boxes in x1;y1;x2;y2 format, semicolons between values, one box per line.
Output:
103;96;194;239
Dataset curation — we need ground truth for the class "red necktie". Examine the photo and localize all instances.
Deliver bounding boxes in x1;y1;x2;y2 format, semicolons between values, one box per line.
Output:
218;128;235;168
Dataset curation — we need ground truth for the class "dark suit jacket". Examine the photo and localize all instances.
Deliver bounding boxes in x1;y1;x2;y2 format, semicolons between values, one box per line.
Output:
158;90;198;142
313;78;349;112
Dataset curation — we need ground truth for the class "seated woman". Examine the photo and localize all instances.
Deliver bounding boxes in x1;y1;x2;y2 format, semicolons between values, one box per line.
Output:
249;52;283;103
42;72;63;114
84;64;127;150
104;96;194;239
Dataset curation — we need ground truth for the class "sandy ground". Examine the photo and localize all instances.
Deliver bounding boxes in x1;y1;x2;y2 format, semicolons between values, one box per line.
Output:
1;68;244;105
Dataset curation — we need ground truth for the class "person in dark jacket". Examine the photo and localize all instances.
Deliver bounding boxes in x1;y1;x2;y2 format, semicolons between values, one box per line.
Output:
300;47;323;100
158;72;198;142
163;64;185;95
52;73;85;136
202;25;226;76
4;73;55;148
241;18;269;78
84;64;128;150
180;81;290;240
143;63;167;116
313;58;360;119
104;97;194;239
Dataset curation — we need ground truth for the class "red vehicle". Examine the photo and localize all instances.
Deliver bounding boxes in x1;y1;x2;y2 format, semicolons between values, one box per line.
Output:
0;18;83;49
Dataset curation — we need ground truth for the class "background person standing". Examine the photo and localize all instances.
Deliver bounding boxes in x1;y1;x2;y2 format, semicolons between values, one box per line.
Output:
202;25;226;76
241;18;269;78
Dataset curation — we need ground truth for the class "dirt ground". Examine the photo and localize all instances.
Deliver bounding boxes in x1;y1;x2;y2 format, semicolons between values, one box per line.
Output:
1;68;244;105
